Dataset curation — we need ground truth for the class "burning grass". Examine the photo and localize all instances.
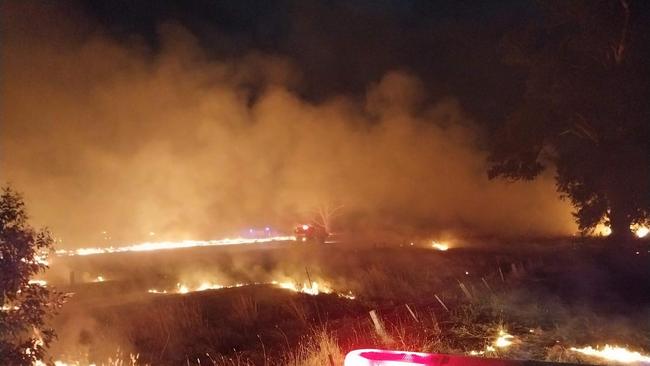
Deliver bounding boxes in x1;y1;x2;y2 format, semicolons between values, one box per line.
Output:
42;238;650;365
146;280;356;299
54;236;296;256
569;345;650;364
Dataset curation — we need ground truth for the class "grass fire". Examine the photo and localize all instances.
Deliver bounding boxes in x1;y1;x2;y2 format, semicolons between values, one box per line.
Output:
1;1;649;365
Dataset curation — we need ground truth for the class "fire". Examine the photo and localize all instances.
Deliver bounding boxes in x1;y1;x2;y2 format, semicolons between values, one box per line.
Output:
148;282;225;294
431;241;449;251
195;282;224;291
468;329;514;356
273;280;331;295
272;280;356;299
33;253;50;266
593;223;612;236
494;329;514;348
28;279;47;286
636;227;649;238
632;224;649;238
593;223;649;238
56;236;296;257
148;282;253;294
570;345;650;363
35;355;140;366
92;275;105;282
177;283;190;294
146;280;356;299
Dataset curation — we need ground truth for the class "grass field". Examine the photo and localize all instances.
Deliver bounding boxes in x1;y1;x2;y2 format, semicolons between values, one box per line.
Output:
43;237;650;365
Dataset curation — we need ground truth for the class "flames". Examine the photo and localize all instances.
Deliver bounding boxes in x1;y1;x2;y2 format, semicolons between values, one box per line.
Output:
431;241;449;251
272;280;330;295
468;329;515;356
464;329;650;365
633;225;649;238
147;280;355;299
92;275;105;283
493;329;514;348
55;236;296;256
147;281;251;294
271;280;355;298
570;345;650;364
35;355;140;366
593;223;649;238
271;280;357;299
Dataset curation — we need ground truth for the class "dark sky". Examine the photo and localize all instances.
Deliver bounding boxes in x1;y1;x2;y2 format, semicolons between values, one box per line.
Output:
80;0;537;127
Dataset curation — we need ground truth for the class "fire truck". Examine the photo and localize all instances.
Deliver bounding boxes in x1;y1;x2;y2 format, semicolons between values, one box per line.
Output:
293;223;328;243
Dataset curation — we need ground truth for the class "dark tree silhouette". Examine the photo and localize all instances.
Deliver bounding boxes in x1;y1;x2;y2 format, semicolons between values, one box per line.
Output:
0;186;64;365
488;0;650;239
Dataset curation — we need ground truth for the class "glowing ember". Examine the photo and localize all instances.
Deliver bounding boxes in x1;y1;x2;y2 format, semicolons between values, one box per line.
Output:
570;345;650;363
494;329;514;348
92;275;105;282
56;236;296;257
431;241;449;251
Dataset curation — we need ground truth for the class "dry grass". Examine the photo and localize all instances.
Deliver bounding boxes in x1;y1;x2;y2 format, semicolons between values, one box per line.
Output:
281;328;343;366
231;295;259;326
284;299;309;326
48;240;650;364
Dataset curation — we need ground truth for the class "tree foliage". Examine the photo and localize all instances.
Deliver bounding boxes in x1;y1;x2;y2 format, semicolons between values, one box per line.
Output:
488;0;650;238
0;186;64;365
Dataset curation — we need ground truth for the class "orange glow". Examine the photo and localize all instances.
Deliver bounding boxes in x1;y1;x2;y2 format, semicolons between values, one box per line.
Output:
570;345;650;363
56;236;296;257
146;279;355;299
592;223;649;238
494;329;514;348
431;241;449;251
632;224;649;238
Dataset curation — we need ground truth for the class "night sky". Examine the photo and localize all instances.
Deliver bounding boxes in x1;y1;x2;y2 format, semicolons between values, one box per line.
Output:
81;0;536;126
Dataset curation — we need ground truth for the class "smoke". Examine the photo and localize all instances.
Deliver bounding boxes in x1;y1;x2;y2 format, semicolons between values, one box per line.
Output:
1;2;574;247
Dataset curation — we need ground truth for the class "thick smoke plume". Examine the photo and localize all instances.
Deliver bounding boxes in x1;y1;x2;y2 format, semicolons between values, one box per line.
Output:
1;2;574;247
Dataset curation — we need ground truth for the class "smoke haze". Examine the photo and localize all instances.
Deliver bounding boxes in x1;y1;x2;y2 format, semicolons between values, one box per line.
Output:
1;2;575;247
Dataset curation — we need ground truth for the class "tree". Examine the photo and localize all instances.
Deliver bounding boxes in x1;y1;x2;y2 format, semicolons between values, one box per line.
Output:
311;202;345;234
0;186;64;365
488;0;650;239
